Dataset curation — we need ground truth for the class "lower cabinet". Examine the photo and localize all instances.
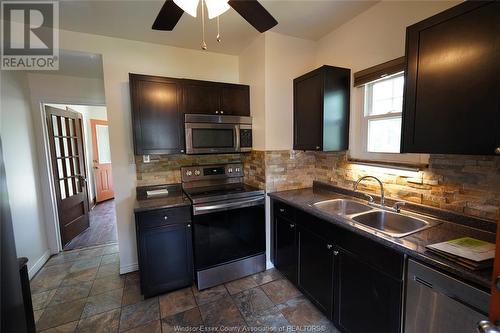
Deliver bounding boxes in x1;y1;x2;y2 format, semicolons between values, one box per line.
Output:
297;226;334;318
271;199;404;333
135;207;193;298
334;247;403;333
274;213;297;284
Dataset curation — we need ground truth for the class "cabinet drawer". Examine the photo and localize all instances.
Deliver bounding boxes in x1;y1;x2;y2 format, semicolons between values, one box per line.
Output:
274;201;295;220
136;207;191;229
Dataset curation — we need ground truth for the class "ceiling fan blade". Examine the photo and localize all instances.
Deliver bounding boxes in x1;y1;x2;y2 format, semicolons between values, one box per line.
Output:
152;0;184;31
228;0;277;33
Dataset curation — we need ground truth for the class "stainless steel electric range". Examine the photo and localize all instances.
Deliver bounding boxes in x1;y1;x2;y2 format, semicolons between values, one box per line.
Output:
181;163;266;290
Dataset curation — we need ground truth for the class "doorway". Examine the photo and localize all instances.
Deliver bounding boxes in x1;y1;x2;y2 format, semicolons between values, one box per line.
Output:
44;103;117;250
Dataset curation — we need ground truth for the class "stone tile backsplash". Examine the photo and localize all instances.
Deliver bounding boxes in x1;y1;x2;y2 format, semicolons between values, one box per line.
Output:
135;151;500;222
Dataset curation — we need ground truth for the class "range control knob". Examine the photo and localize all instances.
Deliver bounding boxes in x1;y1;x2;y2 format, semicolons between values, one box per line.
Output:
194;170;201;176
228;168;233;173
186;170;193;176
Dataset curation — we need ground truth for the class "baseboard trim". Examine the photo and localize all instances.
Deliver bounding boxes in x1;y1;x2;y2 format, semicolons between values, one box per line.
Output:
28;250;51;280
120;262;139;275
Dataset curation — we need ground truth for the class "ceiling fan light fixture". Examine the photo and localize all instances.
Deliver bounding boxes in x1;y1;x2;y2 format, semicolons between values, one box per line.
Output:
173;0;199;17
205;0;230;19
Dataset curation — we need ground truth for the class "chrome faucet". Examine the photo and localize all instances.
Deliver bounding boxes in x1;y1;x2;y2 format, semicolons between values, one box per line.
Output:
354;176;385;206
353;176;406;213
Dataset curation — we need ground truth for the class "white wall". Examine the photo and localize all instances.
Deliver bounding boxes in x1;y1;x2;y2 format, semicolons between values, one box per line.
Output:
239;32;316;151
0;71;50;278
239;35;266;150
264;32;316;150
53;29;240;274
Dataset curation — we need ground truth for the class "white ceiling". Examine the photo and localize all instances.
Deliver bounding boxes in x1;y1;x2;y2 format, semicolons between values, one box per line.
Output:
59;0;378;55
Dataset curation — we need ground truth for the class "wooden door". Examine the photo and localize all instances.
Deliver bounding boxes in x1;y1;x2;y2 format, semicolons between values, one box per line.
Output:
90;119;114;203
221;84;250;116
45;106;90;247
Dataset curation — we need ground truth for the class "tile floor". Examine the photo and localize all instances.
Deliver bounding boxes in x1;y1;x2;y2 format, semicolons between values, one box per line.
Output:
31;244;339;332
64;200;118;251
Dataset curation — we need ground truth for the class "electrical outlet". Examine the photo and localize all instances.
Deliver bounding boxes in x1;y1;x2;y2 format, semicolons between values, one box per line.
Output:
143;155;150;163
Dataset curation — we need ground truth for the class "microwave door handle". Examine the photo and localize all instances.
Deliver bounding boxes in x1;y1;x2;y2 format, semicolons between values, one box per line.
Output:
235;125;241;152
193;197;264;215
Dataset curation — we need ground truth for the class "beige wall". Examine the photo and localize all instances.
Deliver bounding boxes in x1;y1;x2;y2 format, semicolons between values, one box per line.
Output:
55;29;239;274
239;35;266;150
1;71;50;278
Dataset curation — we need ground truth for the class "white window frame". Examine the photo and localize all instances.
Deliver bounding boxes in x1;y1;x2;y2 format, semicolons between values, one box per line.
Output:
349;73;428;165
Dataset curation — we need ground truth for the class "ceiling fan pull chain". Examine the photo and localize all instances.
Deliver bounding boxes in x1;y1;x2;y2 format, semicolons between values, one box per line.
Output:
216;16;221;43
201;0;207;50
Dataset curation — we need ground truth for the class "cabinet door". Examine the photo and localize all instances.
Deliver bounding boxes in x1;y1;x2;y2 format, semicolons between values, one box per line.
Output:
403;1;500;155
138;223;193;297
274;215;297;284
130;75;183;154
221;84;250;116
293;73;323;151
183;82;221;114
334;248;402;333
297;226;334;318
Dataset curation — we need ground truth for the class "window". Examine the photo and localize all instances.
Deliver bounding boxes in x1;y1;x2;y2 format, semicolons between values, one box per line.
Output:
364;72;404;153
350;57;427;165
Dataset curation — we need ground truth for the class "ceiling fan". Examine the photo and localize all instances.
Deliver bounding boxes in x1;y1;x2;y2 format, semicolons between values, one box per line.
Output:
152;0;278;49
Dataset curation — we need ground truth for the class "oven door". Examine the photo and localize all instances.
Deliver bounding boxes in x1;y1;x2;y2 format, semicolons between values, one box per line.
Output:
192;197;265;271
185;123;239;154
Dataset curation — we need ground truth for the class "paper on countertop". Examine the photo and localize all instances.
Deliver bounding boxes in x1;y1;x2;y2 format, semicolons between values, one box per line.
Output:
146;188;169;197
426;237;495;262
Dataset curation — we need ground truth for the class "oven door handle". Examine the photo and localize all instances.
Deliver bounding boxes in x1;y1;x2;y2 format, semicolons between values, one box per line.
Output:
193;196;265;215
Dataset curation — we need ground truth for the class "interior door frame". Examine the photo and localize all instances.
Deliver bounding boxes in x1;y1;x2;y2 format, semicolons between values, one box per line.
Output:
39;102;106;253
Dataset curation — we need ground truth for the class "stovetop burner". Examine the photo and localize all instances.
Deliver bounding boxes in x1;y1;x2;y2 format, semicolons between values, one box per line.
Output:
181;163;264;204
183;183;264;204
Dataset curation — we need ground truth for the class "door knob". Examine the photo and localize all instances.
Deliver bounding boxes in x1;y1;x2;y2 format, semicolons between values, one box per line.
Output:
477;320;500;333
495;147;500;155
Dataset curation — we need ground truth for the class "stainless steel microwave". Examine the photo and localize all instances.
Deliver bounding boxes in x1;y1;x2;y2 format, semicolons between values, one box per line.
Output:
185;114;252;154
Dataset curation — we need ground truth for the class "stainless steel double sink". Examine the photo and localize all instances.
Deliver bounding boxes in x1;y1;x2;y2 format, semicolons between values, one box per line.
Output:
311;198;437;238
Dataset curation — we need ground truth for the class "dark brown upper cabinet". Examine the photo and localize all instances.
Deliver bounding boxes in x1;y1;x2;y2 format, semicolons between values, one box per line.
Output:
130;74;184;155
183;80;250;116
402;1;500;155
130;74;251;155
293;65;350;152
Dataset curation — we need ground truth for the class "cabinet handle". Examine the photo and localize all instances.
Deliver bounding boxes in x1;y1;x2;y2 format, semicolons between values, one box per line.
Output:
187;224;191;228
316;146;320;150
495;147;500;155
215;111;219;114
279;208;285;213
289;223;295;228
333;250;339;256
326;244;333;250
163;216;168;220
220;110;224;114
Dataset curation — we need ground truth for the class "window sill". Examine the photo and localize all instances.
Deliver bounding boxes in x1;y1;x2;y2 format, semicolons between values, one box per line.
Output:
347;158;428;172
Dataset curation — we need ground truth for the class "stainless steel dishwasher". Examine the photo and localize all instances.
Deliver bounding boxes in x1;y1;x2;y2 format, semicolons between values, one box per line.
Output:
405;259;490;333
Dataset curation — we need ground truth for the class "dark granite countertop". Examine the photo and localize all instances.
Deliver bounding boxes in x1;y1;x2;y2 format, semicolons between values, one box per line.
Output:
268;182;496;290
134;184;191;213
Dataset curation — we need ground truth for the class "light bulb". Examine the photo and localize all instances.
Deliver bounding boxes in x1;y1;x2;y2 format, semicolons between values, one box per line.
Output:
205;0;230;19
173;0;199;17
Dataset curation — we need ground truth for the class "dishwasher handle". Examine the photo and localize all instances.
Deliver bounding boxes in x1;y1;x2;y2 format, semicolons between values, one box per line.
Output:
477;320;500;333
